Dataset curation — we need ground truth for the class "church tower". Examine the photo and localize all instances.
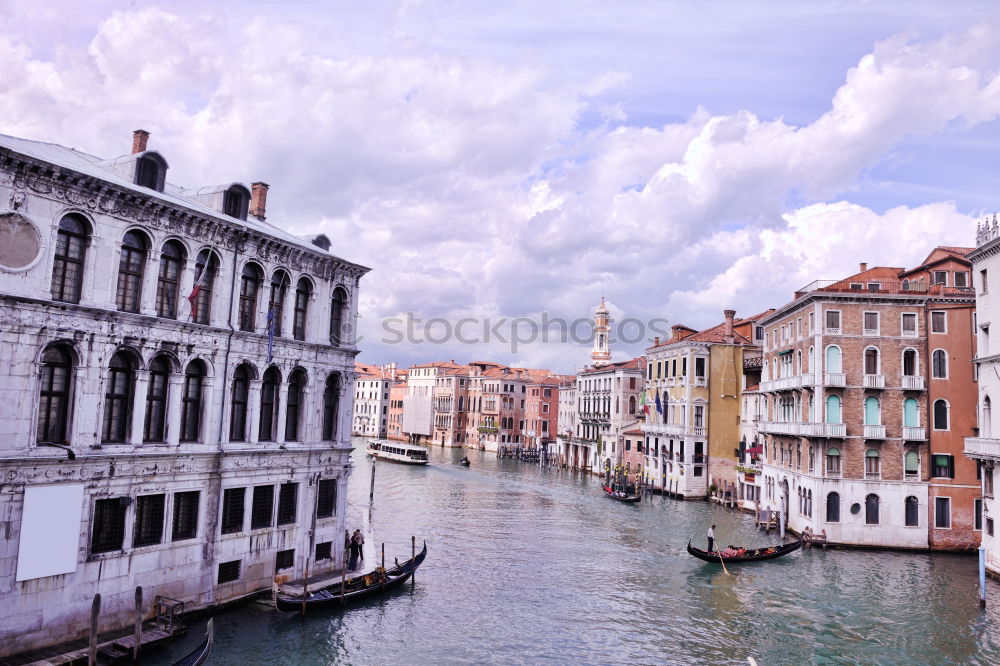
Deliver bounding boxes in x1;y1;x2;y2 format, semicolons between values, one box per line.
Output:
591;297;611;367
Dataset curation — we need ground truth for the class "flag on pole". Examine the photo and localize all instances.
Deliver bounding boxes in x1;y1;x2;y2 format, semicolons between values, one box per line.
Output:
655;391;662;414
640;390;649;415
187;264;208;321
266;307;276;363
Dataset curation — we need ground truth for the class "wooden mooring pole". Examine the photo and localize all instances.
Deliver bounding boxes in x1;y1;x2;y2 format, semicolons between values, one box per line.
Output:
88;593;100;666
412;535;416;588
133;586;142;662
369;459;377;502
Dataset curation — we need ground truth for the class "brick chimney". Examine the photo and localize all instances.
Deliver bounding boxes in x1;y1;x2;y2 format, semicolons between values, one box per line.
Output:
653;336;660;346
724;309;736;343
859;262;868;272
250;182;269;221
132;129;150;154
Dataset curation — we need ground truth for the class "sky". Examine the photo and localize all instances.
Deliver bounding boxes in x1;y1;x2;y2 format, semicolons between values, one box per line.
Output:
3;0;1000;374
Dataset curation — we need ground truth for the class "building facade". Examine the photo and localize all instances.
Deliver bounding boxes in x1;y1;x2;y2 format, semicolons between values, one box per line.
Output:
351;362;392;438
0;131;367;655
578;358;645;475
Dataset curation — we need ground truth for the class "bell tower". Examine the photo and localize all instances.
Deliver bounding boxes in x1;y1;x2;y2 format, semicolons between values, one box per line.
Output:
591;297;611;367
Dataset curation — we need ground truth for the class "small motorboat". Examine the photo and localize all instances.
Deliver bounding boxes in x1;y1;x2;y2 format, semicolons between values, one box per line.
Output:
459;457;470;466
686;539;802;563
601;484;641;503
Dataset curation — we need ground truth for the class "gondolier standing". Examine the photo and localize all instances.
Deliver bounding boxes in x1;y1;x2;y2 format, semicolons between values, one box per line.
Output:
707;524;716;553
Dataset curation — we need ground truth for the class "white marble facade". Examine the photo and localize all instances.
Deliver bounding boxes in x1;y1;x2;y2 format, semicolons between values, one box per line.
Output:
0;131;368;656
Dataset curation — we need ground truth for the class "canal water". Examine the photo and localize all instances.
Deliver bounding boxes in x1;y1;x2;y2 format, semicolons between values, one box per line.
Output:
157;439;1000;665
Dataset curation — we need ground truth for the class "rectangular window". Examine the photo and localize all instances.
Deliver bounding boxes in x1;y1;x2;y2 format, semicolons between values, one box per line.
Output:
935;497;951;528
220;488;246;535
901;313;917;336
975;499;983;531
315;541;332;561
755;325;764;342
932;454;955;479
796;318;802;338
316;479;337;518
809;312;815;333
251;485;275;530
982;269;989;294
133;494;165;547
825;310;841;331
931;311;947;333
954;271;969;288
863;312;879;335
91;497;127;554
695;358;706;377
172;491;199;541
275;548;295;572
988;518;995;536
277;482;298;525
932;271;948;286
218;560;240;584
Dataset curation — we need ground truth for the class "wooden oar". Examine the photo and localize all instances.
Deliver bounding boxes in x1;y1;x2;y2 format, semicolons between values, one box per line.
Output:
717;550;732;576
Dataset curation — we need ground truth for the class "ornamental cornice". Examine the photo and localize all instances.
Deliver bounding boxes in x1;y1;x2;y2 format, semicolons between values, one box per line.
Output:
0;149;368;280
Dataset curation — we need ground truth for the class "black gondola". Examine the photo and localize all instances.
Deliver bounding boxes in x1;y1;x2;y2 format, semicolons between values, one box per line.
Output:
686;539;802;563
274;542;427;612
601;484;641;503
172;618;214;666
460;457;470;466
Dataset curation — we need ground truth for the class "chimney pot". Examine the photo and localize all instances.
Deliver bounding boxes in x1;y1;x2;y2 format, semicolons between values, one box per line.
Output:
860;262;868;272
250;182;269;221
654;336;660;345
724;309;736;339
132;129;150;154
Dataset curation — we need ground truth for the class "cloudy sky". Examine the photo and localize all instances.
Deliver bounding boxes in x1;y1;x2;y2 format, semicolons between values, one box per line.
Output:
4;1;1000;373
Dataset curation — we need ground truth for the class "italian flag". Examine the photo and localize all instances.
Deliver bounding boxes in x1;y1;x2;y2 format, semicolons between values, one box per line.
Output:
640;391;649;414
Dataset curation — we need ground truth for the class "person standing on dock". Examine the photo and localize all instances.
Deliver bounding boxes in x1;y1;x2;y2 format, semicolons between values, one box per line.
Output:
707;525;716;553
353;529;365;561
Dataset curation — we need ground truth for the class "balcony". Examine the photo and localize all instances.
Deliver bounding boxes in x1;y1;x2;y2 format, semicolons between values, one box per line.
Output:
965;437;1000;460
824;423;846;437
902;375;925;390
904;471;920;481
825;327;842;335
863;328;880;337
865;471;881;480
825;469;842;479
824;373;846;386
902;426;926;440
863;425;886;439
759;421;800;435
863;374;885;389
689;426;706;437
693;376;707;387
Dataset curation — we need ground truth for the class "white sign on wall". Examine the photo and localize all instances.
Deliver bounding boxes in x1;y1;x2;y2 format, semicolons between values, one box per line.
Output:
16;483;84;582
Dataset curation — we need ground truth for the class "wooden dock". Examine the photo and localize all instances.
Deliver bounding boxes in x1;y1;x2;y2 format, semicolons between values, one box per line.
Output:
1;620;181;666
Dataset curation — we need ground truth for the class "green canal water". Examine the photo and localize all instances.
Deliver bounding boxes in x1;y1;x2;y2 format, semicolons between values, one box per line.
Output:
156;439;1000;665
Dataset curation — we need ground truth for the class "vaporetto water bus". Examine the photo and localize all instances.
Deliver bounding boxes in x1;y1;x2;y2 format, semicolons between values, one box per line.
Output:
366;440;430;465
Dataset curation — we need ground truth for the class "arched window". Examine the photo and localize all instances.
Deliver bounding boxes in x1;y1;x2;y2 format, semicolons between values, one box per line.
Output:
825;346;842;373
629;396;636;415
116;231;147;313
135;153;166;191
230;364;251;442
259;367;280;441
285;368;306;441
144;356;170;442
904;398;919;427
191;250;218;325
933;399;949;430
156;241;185;318
180;361;205;442
905;450;919;477
932;349;947;379
865;448;881;477
269;271;289;337
330;287;347;346
826;447;841;476
825;395;841;424
903;349;917;376
864;397;880;425
826;492;840;522
807;490;813;517
863;347;879;375
238;264;263;332
458;396;465;411
37;345;73;443
293;278;312;341
865;494;880;525
984;396;993;438
102;351;135;443
905;495;919;527
51;214;89;303
223;185;250;220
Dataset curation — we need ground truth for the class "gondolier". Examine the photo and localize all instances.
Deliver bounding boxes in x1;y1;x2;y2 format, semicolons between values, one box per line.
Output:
707;525;716;553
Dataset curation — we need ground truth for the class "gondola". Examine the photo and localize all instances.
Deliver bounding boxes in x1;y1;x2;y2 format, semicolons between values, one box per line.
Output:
172;618;214;666
601;484;641;503
686;539;802;563
274;542;427;612
460;457;470;466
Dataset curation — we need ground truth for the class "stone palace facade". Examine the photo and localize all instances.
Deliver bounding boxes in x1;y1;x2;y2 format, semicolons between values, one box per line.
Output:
0;130;368;656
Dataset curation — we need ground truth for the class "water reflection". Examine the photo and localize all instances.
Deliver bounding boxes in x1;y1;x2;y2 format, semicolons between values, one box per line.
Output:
152;439;1000;665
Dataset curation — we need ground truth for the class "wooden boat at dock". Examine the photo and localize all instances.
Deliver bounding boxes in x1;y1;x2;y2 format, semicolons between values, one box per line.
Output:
274;542;428;612
602;484;641;503
366;440;429;465
686;539;802;563
172;618;214;666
